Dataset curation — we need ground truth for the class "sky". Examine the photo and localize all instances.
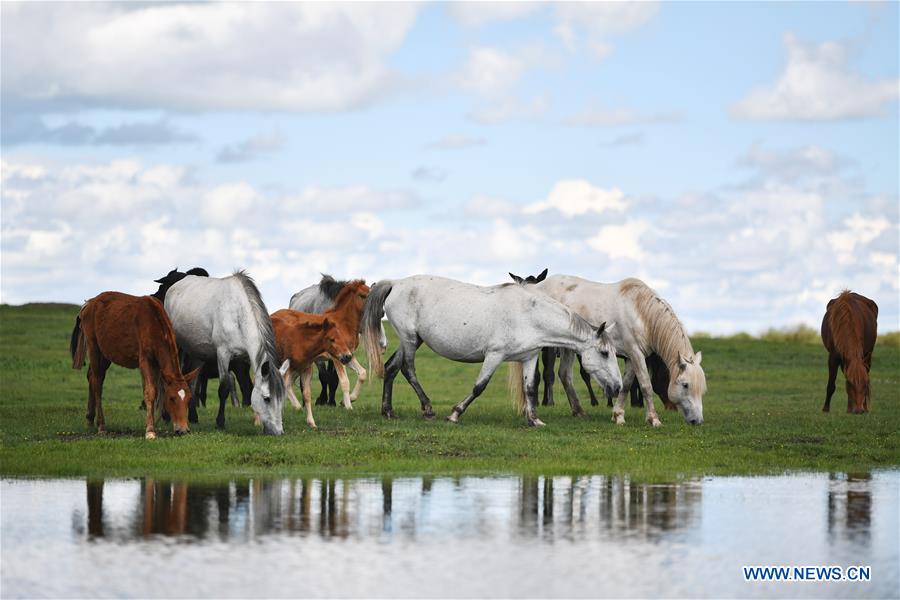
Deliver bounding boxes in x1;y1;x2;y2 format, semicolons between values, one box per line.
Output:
1;1;898;334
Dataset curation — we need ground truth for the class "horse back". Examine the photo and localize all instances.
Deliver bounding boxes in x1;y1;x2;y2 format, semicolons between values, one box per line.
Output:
270;309;328;368
80;292;175;370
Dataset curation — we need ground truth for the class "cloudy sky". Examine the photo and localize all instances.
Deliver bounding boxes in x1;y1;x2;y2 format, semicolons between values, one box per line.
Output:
2;1;897;334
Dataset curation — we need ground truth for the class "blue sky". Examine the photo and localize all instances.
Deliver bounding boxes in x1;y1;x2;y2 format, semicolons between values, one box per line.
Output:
2;1;897;333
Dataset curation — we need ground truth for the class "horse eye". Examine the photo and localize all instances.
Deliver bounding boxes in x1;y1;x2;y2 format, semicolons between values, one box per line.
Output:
601;350;610;358
682;382;689;390
263;396;271;404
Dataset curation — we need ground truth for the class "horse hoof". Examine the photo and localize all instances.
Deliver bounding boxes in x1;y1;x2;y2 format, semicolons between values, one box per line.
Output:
382;409;396;419
612;413;625;426
648;417;662;428
145;431;156;440
528;418;546;427
423;410;436;420
572;410;587;418
446;412;458;424
97;428;107;436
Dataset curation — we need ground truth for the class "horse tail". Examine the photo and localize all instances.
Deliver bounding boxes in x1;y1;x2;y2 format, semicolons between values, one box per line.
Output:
508;361;525;415
70;314;86;369
362;280;392;378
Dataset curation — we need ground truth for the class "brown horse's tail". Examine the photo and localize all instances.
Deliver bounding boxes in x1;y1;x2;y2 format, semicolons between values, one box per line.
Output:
70;314;86;369
362;280;392;378
508;361;525;415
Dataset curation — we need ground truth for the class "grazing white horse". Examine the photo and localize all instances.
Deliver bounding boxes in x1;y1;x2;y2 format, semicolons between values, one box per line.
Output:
536;275;706;426
164;271;289;435
361;275;622;426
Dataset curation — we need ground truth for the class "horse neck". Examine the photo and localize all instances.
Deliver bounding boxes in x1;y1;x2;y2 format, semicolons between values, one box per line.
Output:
829;299;865;362
145;311;185;384
325;288;363;332
532;299;591;351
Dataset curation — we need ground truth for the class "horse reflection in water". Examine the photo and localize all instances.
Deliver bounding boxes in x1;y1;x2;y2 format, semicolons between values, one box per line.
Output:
828;472;873;546
517;476;703;541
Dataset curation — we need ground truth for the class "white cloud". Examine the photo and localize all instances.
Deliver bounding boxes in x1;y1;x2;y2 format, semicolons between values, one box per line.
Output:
458;46;528;97
202;183;259;226
464;194;517;218
732;33;899;120
738;143;850;183
216;132;284;163
554;2;659;35
586;220;650;261
827;213;892;264
283;185;418;212
1;3;420;113
524;180;627;217
426;134;486;150
446;2;543;27
487;219;543;262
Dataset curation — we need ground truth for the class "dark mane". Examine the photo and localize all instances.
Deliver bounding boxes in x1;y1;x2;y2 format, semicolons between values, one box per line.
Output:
319;274;348;302
233;270;284;397
330;279;367;307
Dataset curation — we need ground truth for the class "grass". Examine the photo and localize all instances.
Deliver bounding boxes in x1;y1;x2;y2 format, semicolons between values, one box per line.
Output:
1;303;898;482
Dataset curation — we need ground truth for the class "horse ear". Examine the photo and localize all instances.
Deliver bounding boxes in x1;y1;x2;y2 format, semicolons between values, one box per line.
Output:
536;268;548;283
509;272;524;284
183;367;202;383
278;359;290;376
694;351;702;365
595;321;607;337
605;321;616;332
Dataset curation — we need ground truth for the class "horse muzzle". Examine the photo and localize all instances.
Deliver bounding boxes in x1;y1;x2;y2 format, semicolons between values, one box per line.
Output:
339;353;352;365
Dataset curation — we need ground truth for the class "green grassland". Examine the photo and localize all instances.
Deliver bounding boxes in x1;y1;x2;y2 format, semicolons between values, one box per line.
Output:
1;303;898;482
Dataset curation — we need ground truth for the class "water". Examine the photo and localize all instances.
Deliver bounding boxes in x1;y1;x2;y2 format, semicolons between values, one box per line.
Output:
1;472;897;598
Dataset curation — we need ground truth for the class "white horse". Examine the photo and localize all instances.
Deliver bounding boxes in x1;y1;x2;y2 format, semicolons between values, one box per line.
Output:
535;275;706;426
164;271;289;435
289;274;386;405
361;275;622;426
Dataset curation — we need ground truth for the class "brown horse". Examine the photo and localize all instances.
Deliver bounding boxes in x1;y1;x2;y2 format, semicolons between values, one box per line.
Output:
821;290;878;414
70;292;201;438
272;280;371;429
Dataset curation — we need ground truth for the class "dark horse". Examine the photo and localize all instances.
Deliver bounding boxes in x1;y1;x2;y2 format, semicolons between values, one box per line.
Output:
822;290;878;414
152;267;252;422
70;292;201;438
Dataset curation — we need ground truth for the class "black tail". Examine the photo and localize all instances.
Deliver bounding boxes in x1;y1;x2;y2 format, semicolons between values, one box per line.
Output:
70;315;86;369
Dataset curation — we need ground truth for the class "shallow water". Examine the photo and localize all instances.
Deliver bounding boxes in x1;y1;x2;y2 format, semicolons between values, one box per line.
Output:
1;472;897;598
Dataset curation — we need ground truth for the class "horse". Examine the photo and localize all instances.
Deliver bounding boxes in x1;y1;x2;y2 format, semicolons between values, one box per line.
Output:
821;290;878;414
163;271;289;435
69;292;201;439
510;271;673;411
360;275;622;426
151;267;252;419
271;299;361;429
534;275;706;426
289;275;387;406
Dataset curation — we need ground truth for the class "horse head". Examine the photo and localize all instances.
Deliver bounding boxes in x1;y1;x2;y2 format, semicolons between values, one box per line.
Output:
844;358;870;413
321;316;356;365
579;321;623;400
668;352;706;425
252;358;290;435
162;367;201;434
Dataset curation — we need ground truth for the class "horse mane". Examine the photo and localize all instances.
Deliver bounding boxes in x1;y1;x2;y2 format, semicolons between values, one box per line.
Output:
232;270;284;397
568;311;596;340
144;296;182;375
828;290;867;386
621;278;697;374
319;274;348;302
330;279;366;308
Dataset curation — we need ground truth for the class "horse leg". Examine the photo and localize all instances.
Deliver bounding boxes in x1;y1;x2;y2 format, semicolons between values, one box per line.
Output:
577;354;600;407
86;342;111;433
346;356;366;402
521;353;544;426
557;349;586;417
632;358;661;427
234;361;252;408
612;360;637;425
542;347;556;406
381;349;403;418
326;362;339;407
823;353;839;413
141;363;160;440
400;340;435;418
215;351;233;430
315;361;329;406
285;367;302;410
332;359;353;410
447;352;504;423
300;365;317;429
